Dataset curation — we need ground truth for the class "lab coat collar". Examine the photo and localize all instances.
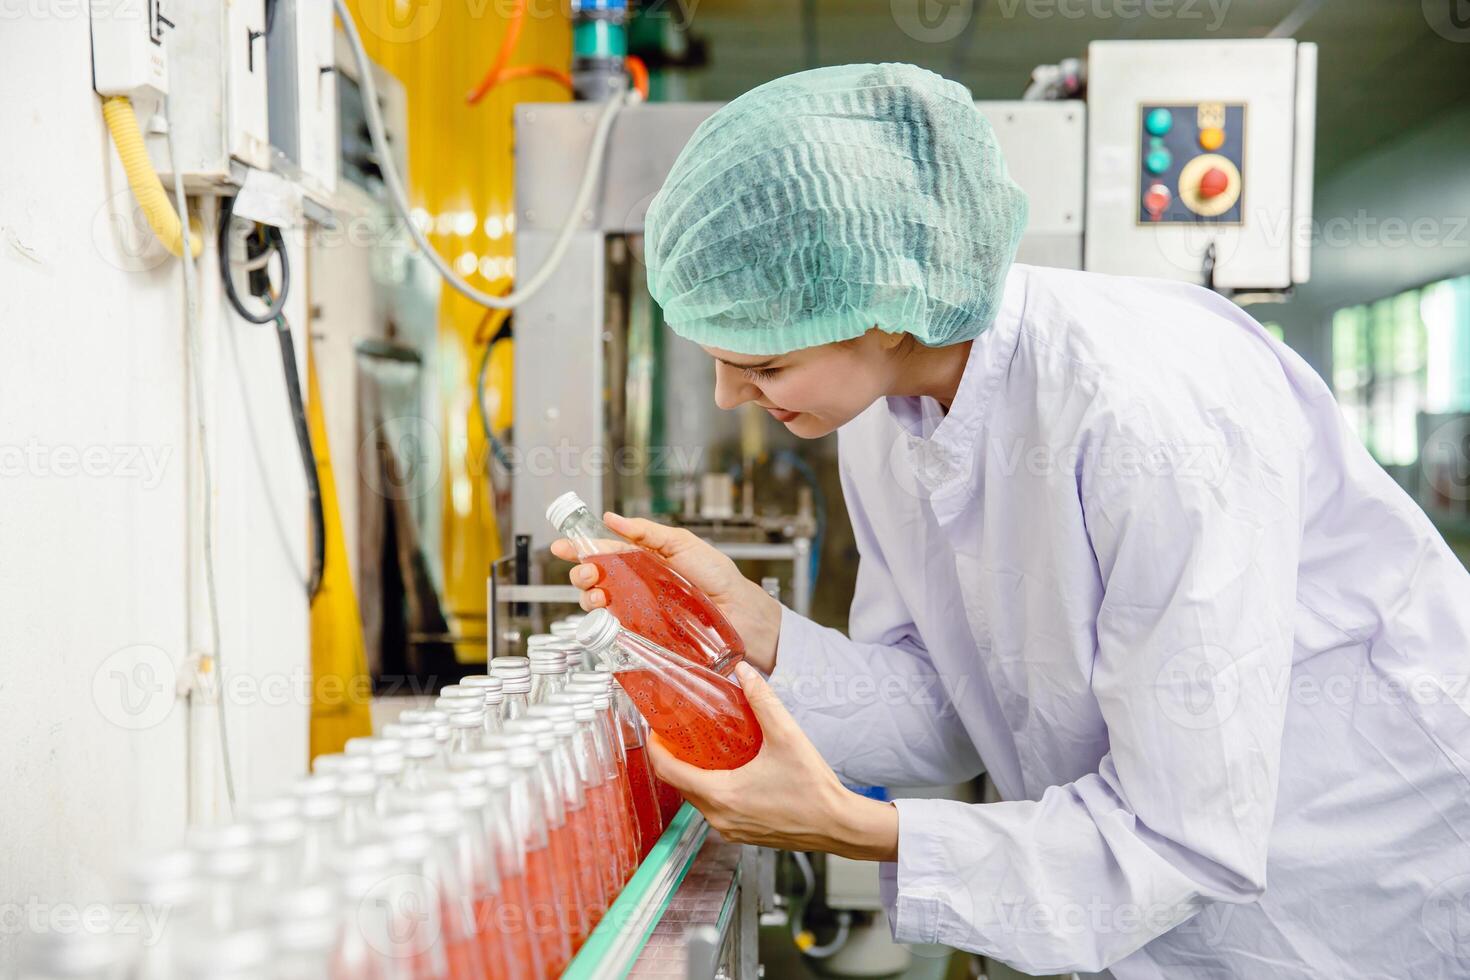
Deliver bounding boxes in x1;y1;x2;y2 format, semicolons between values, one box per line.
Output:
885;264;1030;500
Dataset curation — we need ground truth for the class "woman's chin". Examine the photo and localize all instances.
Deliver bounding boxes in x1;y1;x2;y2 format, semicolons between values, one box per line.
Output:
784;412;837;439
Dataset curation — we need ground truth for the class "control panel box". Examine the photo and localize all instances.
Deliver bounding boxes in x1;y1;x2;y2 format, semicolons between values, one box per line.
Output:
1084;39;1316;293
268;0;339;201
1136;102;1244;224
143;0;273;187
89;0;169;101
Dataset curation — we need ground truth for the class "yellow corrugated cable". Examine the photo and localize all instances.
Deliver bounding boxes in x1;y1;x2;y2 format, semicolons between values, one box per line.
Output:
101;95;202;259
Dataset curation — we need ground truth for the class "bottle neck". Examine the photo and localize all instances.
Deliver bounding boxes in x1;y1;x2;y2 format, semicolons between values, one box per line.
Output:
559;507;634;558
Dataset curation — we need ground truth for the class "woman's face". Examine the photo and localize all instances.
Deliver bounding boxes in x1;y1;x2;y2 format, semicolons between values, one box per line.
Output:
703;329;904;438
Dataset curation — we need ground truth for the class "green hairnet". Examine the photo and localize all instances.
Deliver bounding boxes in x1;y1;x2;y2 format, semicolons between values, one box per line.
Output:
644;63;1028;356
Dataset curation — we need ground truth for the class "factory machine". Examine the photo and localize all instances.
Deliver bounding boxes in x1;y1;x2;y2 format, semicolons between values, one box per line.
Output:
496;38;1317;979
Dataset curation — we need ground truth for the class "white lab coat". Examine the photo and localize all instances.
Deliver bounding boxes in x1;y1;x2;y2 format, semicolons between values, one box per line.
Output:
770;263;1470;978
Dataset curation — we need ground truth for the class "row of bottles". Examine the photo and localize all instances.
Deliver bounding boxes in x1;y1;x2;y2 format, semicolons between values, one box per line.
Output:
25;497;767;979
20;617;693;980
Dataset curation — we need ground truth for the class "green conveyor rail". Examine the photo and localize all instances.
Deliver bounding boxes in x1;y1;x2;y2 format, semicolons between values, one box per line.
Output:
562;803;707;979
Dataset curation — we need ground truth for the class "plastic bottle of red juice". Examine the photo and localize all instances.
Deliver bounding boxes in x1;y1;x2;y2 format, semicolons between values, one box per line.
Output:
546;493;744;674
576;609;762;771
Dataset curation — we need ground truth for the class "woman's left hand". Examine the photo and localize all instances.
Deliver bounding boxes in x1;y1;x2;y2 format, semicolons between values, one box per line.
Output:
646;662;900;862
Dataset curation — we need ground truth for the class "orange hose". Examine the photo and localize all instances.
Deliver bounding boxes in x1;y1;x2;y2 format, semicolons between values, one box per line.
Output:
465;0;527;104
625;55;649;100
496;64;574;91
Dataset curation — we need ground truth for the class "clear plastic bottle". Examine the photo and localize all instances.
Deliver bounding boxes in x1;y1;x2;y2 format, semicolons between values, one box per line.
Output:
527;647;571;705
576;609;763;771
553;688;638;883
504;740;573;976
436;772;516;980
435;687;484;718
446;708;487;756
329;840;405;979
116;849;201;980
336;770;380;846
549;618;582;641
547;492;745;673
402;789;496;980
563;677;641;872
271;883;340;980
248;816;306;908
291;776;344;880
527;705;610;926
547;693;632;892
459;675;506;739
187;824;256;932
396;734;446;789
503;719;591;948
490;659;533;723
448;753;542;980
377;811;453;979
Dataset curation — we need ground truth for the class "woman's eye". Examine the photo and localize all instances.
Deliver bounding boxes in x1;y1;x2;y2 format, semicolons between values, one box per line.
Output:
744;367;778;382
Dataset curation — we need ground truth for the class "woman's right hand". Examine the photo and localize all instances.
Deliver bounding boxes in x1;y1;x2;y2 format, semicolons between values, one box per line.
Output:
550;512;783;673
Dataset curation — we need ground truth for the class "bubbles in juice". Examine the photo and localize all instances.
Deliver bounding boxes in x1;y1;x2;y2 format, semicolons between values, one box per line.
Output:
615;668;762;770
588;550;745;673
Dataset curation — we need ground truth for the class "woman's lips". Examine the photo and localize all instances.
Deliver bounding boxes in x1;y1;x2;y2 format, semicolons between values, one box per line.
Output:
766;407;800;423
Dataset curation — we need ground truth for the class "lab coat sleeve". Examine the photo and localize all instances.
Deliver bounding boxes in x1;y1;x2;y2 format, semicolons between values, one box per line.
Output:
884;418;1301;974
768;465;985;787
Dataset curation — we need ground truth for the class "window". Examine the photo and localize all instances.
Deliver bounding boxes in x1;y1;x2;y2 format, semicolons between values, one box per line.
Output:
1331;275;1470;467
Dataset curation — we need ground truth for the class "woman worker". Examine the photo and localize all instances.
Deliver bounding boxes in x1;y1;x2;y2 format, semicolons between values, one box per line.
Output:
553;64;1470;978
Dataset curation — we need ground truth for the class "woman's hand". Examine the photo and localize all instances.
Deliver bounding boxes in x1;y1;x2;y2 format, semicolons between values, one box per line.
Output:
550;513;783;673
647;662;899;861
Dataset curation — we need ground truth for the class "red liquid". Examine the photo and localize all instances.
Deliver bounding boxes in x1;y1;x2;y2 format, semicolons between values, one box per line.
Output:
567;803;606;931
655;777;684;826
615;668;763;771
608;747;640;876
445;934;485;980
522;844;568;977
623;744;664;859
484;871;539;980
588;550;744;672
549;822;588;947
588;782;625;897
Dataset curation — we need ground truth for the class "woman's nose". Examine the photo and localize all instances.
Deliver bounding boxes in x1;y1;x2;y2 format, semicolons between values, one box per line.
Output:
713;362;758;410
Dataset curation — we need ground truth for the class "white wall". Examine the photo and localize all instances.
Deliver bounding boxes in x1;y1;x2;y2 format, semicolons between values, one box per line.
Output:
1250;102;1470;378
0;13;310;966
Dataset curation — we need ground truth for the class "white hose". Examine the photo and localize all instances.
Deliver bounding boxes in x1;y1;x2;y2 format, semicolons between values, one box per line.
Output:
166;96;237;814
332;0;638;310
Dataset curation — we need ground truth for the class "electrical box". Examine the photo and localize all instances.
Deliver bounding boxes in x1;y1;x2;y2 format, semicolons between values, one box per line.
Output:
268;0;339;201
333;29;408;201
90;0;170;102
1084;39;1317;294
143;0;273;187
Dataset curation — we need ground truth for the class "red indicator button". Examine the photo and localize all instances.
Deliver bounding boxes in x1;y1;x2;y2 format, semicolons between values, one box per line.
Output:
1144;182;1172;220
1198;166;1230;199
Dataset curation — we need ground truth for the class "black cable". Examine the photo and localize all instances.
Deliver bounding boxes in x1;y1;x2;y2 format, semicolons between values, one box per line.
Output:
215;192;324;600
218;194;290;325
273;313;326;600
